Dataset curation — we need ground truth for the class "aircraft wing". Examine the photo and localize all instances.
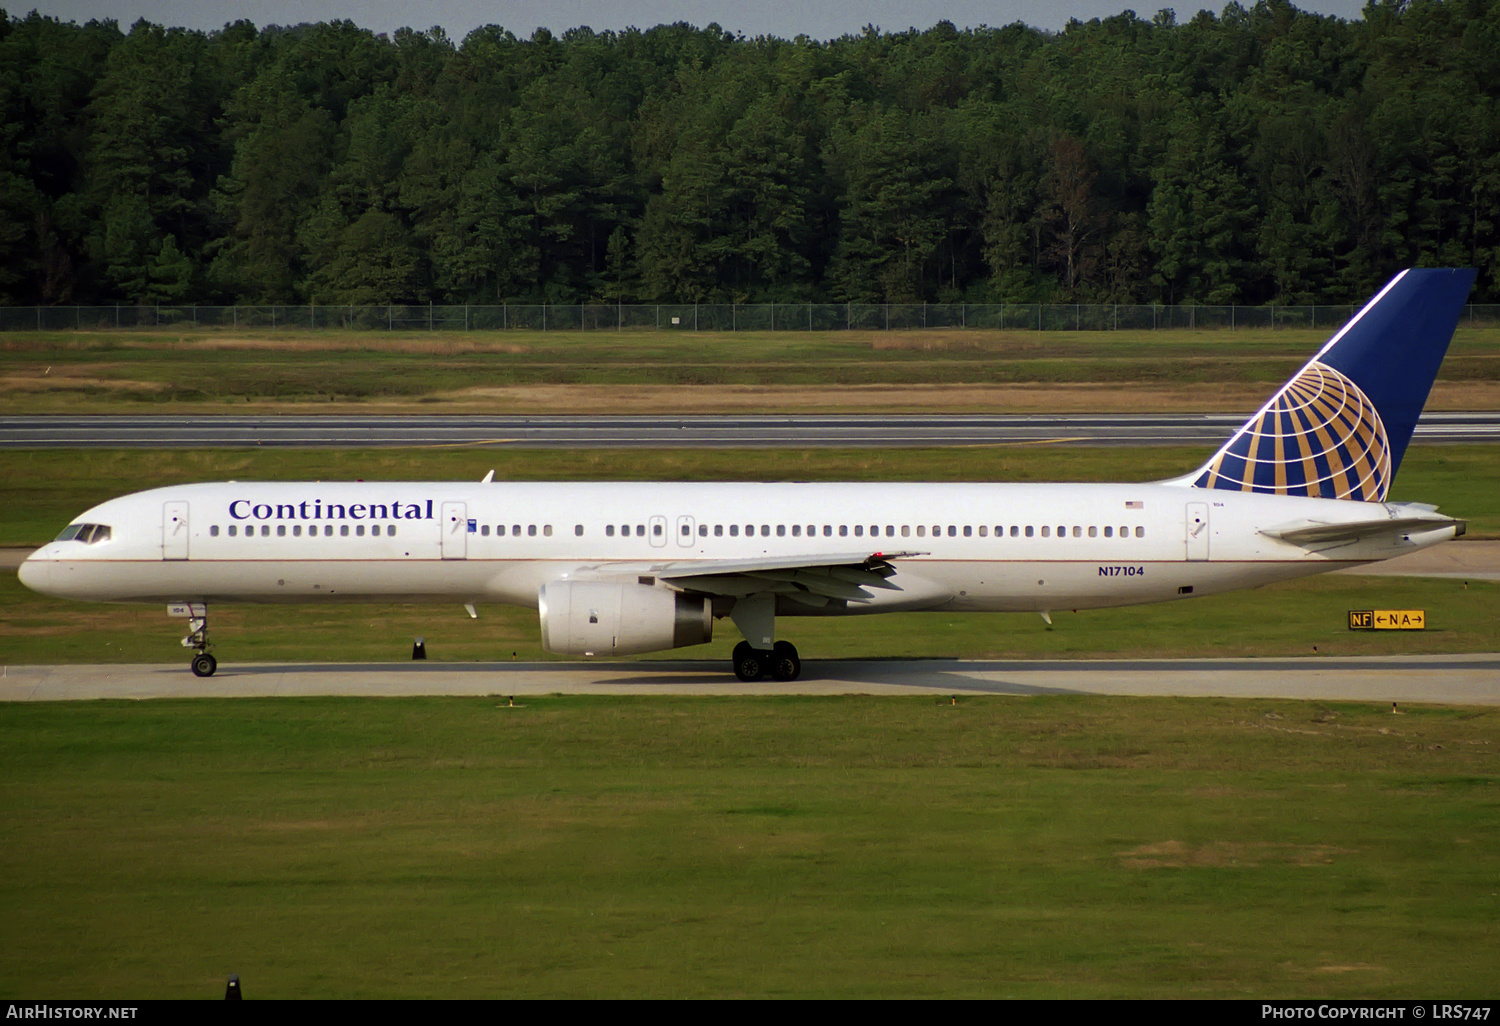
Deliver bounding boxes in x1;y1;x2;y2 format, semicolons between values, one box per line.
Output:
589;551;925;605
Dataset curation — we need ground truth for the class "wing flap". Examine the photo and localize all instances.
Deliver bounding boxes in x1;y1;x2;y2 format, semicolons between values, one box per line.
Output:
582;550;925;601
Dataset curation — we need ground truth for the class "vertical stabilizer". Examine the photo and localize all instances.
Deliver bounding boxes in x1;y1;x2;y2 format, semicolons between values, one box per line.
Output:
1185;268;1475;501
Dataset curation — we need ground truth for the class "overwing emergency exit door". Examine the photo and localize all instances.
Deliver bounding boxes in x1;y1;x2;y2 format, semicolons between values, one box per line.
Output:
163;501;189;560
442;501;468;559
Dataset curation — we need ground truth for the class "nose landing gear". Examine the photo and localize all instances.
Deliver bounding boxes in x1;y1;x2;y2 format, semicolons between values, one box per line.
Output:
181;611;217;677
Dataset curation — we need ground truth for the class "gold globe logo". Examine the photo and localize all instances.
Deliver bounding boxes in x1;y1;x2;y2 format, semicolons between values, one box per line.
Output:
1197;362;1390;502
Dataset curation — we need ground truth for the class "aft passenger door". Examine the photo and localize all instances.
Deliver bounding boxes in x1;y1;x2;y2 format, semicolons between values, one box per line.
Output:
442;501;468;559
1186;502;1210;561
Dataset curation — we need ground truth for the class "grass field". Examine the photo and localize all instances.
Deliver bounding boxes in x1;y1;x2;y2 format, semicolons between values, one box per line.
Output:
2;695;1496;998
5;326;1500;412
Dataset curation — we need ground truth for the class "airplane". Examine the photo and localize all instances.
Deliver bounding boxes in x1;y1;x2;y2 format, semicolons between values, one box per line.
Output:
18;267;1477;682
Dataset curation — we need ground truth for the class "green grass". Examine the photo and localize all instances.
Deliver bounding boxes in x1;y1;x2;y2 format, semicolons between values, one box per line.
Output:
1;695;1496;997
4;325;1498;410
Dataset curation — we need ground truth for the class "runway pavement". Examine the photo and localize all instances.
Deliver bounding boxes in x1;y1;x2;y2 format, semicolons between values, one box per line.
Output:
4;654;1497;704
5;411;1500;448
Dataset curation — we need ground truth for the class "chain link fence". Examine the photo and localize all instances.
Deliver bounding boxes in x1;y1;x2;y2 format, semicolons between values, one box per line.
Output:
4;301;1499;332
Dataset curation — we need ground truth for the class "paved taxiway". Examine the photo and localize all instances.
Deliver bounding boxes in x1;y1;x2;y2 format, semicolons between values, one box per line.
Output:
5;411;1500;448
3;654;1497;704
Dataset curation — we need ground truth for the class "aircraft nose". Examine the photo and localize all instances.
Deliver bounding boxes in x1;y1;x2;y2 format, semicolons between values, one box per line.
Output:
17;552;56;595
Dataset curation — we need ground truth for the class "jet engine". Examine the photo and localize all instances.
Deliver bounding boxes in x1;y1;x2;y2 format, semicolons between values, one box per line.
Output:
538;580;713;656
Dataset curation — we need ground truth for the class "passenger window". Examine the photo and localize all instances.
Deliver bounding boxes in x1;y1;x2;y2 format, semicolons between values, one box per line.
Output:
948;526;957;537
760;525;770;537
822;526;832;537
839;525;848;537
854;525;864;537
371;525;381;537
606;525;615;537
699;525;708;536
715;525;723;537
544;525;553;537
210;525;220;537
277;525;286;537
529;525;537;537
575;525;584;536
978;526;987;537
1010;526;1019;537
356;525;365;537
228;525;237;537
341;525;349;537
1073;526;1081;537
1135;526;1145;538
792;525;801;537
1104;526;1113;537
963;526;972;537
389;525;397;537
482;525;491;536
730;525;739;537
916;526;926;537
902;525;910;537
1089;526;1097;538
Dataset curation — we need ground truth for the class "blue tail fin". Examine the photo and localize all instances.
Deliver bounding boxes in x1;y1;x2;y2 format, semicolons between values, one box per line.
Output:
1189;268;1476;502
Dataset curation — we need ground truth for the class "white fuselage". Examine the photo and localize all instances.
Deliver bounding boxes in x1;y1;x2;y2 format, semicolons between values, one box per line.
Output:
17;479;1461;615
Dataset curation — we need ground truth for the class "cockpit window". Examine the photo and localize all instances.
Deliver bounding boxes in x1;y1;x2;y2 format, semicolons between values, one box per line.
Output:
54;523;111;544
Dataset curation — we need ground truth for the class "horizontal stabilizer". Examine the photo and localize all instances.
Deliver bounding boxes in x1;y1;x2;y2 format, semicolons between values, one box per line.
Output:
1260;513;1465;546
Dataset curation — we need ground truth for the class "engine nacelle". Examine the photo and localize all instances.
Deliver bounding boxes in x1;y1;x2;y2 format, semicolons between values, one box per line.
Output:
538;580;713;656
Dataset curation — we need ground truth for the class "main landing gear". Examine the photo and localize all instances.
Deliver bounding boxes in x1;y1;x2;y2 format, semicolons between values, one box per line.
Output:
732;640;801;682
182;609;217;677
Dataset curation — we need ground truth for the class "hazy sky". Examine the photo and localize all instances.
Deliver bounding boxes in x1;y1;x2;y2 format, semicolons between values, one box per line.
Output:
11;0;1374;38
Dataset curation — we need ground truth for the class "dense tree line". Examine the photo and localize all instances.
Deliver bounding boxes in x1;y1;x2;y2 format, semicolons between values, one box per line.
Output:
1;0;1497;307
